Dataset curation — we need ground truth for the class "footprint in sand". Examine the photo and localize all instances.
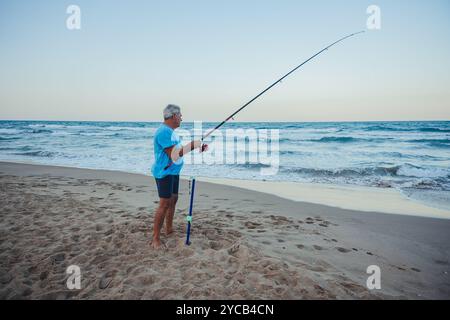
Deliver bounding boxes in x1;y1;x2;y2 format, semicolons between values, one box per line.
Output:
313;245;323;250
296;244;305;249
411;267;421;273
1;274;13;285
244;221;262;229
336;247;351;253
318;221;331;227
39;271;49;281
51;253;65;264
99;271;115;289
21;288;33;297
209;241;222;250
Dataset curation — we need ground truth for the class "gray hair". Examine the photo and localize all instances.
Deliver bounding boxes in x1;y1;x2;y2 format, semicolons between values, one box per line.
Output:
163;104;181;120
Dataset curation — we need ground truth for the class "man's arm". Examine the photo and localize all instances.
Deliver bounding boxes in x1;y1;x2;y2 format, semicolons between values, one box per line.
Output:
164;140;202;162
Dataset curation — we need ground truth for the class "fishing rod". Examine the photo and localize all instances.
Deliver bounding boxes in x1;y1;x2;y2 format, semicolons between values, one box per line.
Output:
185;177;196;245
201;30;365;140
183;31;364;245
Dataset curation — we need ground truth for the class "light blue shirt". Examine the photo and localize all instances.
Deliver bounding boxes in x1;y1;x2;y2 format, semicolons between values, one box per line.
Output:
151;124;183;179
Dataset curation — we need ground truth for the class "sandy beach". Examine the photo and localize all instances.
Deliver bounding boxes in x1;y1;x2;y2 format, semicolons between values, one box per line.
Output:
0;161;449;299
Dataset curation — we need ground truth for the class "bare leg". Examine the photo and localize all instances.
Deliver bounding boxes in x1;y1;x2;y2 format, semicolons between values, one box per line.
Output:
151;198;171;249
165;194;178;235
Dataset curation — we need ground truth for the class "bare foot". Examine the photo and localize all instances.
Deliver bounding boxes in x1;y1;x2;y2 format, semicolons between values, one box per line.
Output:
165;228;175;236
150;239;167;250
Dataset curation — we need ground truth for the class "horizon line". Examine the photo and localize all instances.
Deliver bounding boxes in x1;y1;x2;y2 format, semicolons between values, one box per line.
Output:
0;119;449;124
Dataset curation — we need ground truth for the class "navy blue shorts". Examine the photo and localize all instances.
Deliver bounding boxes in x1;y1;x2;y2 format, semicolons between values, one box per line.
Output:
155;175;179;199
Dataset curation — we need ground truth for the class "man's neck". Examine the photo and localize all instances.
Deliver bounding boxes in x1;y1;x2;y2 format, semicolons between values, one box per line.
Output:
163;120;176;130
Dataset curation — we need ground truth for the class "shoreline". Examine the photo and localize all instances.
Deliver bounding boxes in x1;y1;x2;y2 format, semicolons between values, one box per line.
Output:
196;177;450;219
0;161;449;299
1;160;448;219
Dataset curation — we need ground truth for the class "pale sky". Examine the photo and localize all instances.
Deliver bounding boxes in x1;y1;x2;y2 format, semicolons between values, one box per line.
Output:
0;0;449;122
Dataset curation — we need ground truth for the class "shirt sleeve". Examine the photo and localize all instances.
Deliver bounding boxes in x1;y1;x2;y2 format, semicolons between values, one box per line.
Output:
157;128;177;150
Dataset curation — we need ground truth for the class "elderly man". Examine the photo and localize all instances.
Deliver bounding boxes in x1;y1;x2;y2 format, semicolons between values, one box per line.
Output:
151;104;207;249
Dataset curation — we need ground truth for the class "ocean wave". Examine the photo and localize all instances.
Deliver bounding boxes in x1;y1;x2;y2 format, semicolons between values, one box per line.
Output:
418;128;450;133
227;163;273;170
280;150;297;155
26;129;54;134
2;146;33;152
407;139;450;149
409;139;450;144
104;126;154;132
374;152;441;160
77;132;122;137
283;166;399;177
0;136;20;141
406;179;447;190
314;136;358;143
396;164;449;178
364;125;406;132
364;125;450;133
314;136;392;143
277;136;392;144
13;151;57;157
28;124;66;129
275;136;350;144
0;128;22;135
282;163;449;179
429;143;450;149
74;130;152;138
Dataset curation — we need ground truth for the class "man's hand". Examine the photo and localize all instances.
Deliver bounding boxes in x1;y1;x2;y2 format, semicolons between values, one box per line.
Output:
191;140;208;153
165;140;208;163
